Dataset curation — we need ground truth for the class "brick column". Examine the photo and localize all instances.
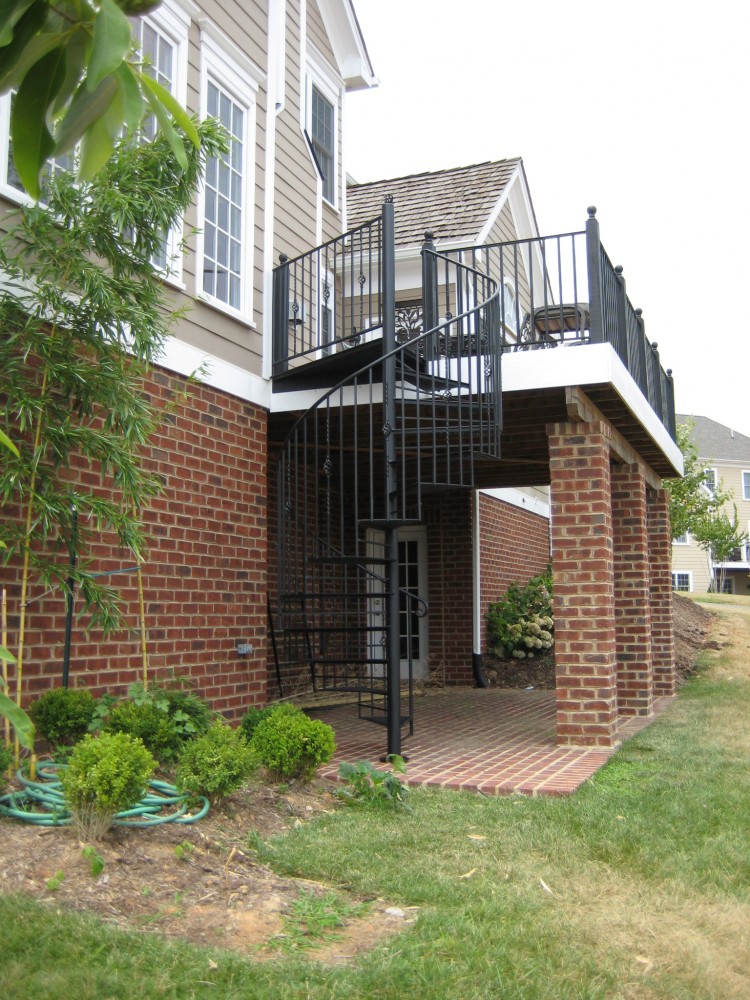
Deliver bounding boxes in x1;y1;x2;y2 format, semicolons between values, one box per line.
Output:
612;463;653;716
548;421;618;747
647;487;676;696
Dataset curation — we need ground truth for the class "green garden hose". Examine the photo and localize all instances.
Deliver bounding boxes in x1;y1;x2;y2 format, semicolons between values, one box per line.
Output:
0;762;209;826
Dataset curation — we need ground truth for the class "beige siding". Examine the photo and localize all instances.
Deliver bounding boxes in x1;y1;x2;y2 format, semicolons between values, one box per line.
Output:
309;1;344;242
0;0;357;382
671;540;713;593
672;459;750;595
274;0;319;260
173;0;268;376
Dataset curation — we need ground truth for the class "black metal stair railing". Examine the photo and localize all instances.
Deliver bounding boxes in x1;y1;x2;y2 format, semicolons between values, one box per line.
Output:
271;206;502;754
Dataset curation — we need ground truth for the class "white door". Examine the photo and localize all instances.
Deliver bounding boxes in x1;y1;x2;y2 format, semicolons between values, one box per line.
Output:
366;526;429;681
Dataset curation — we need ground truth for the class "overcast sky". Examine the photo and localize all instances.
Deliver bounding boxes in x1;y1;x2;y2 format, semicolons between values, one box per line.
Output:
345;0;750;438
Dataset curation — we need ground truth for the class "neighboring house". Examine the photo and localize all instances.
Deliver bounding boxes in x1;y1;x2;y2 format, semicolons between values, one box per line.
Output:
672;415;750;595
1;1;682;756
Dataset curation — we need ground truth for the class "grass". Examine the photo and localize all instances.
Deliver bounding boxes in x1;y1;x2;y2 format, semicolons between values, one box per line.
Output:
2;611;750;998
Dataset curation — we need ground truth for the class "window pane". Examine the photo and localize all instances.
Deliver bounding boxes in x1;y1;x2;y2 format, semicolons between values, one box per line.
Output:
202;77;245;308
311;84;335;203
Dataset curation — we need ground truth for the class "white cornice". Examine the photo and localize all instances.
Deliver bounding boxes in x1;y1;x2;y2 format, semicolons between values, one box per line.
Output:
316;0;377;90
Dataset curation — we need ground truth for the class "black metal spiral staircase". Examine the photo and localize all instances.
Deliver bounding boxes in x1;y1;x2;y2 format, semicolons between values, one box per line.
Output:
269;201;503;755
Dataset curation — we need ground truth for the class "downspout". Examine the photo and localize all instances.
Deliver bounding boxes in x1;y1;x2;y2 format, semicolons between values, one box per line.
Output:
472;489;489;687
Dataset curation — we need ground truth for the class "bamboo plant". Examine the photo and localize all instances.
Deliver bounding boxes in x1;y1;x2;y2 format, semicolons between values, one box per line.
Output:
0;118;227;721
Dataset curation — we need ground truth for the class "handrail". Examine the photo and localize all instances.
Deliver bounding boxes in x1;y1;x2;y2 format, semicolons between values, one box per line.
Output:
278;279;502;454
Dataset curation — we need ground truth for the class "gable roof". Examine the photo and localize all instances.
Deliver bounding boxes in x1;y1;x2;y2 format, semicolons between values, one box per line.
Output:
347;158;523;248
676;414;750;463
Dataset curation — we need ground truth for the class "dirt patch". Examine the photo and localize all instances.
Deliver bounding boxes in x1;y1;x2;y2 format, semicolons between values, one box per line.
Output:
672;593;717;680
0;779;412;962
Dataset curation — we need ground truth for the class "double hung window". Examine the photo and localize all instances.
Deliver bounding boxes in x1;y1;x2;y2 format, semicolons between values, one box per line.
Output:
198;25;260;320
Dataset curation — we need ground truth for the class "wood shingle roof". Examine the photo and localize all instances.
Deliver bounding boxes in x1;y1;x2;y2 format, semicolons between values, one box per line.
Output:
346;158;522;248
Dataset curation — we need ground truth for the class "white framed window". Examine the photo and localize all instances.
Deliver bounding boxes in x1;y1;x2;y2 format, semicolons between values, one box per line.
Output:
743;471;750;501
673;532;690;545
0;0;193;277
132;0;193;282
305;55;340;209
501;281;518;334
197;23;261;322
704;468;717;495
0;95;76;204
672;572;692;592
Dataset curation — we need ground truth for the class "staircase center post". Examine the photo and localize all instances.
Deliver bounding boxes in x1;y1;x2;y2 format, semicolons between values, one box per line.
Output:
381;196;401;758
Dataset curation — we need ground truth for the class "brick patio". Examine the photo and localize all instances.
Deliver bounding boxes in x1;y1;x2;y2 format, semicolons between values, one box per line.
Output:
312;688;676;796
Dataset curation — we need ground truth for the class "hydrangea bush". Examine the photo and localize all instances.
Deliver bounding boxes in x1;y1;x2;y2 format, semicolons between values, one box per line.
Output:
486;567;554;660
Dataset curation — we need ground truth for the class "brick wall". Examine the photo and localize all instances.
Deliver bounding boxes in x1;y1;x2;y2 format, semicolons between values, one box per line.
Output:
612;463;653;716
548;421;618;747
647;487;676;696
423;492;474;683
479;493;550;652
2;366;268;721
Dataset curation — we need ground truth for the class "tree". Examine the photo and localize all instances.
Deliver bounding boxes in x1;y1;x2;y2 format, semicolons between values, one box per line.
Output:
665;420;731;541
0;0;198;198
694;505;748;594
0;118;226;711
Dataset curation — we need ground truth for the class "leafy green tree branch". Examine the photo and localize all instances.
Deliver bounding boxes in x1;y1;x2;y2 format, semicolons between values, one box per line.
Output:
0;0;197;198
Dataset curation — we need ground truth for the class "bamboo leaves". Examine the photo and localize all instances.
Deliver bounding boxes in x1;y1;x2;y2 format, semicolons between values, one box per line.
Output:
0;120;227;639
0;0;199;198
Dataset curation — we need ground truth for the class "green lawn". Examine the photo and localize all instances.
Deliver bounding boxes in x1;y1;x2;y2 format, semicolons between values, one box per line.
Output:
3;620;750;999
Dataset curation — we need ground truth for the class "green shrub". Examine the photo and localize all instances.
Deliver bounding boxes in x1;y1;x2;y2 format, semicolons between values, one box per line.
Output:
486;567;554;660
128;680;214;740
336;755;410;811
240;702;297;742
0;741;12;778
61;732;155;840
251;708;335;782
103;700;182;763
28;688;96;745
175;721;257;803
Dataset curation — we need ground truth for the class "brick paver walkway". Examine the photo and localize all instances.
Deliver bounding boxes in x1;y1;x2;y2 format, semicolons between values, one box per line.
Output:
312;688;675;796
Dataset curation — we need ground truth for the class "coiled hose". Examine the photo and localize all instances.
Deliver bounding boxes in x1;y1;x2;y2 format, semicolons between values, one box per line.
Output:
0;761;209;826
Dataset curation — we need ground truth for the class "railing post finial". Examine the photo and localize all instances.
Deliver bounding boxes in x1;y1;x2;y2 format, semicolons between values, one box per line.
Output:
587;205;597;218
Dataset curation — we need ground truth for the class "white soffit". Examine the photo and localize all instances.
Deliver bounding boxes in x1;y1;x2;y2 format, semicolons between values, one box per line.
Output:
504;342;684;475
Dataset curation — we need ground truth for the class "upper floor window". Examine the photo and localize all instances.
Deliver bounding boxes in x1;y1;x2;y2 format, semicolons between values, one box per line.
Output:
743;471;750;500
311;85;334;204
501;281;518;334
704;468;717;494
673;532;689;545
132;2;191;279
198;23;261;321
305;55;340;209
0;94;76;200
0;0;192;282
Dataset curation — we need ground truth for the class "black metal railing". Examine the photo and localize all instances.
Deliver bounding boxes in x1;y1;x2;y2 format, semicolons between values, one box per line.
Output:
435;208;676;440
273;203;502;754
272;217;385;374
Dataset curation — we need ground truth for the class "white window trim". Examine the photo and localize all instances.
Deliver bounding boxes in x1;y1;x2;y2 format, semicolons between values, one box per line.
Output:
672;571;692;593
743;470;750;501
196;21;262;325
703;467;718;495
673;532;690;545
137;0;194;288
304;50;342;211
